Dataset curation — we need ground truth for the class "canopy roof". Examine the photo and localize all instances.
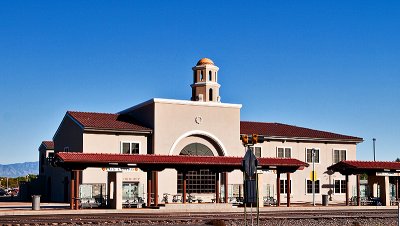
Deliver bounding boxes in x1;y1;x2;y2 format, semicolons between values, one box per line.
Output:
328;160;400;175
55;152;308;173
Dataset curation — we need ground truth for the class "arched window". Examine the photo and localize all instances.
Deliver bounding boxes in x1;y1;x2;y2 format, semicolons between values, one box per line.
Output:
215;72;218;82
209;71;212;81
209;88;213;101
178;143;215;193
193;71;197;83
200;71;203;81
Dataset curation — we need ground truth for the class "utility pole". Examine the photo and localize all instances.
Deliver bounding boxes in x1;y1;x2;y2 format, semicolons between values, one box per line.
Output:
373;138;376;161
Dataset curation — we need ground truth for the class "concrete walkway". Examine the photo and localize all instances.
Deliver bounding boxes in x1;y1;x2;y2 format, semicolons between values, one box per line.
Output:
0;201;399;216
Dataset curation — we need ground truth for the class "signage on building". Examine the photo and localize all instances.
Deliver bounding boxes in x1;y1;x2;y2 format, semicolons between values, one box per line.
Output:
101;167;138;172
376;172;400;177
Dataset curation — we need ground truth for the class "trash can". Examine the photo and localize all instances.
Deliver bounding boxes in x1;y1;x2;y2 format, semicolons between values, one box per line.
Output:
322;194;328;206
32;195;41;210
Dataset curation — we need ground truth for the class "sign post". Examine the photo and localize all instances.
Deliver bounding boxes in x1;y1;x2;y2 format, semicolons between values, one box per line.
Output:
311;148;316;206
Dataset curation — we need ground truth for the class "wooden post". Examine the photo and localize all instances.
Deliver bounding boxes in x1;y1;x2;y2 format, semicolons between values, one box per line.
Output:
396;177;399;201
345;175;349;206
182;171;187;204
287;173;291;207
277;172;280;207
215;172;220;203
74;170;80;210
224;172;229;203
147;171;152;207
153;171;158;207
70;171;75;210
357;174;361;206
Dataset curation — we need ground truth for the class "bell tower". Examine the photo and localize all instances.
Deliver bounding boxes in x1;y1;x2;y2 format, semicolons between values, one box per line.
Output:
191;58;221;102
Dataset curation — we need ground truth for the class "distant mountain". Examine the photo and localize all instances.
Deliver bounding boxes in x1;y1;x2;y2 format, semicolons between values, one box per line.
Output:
0;162;38;177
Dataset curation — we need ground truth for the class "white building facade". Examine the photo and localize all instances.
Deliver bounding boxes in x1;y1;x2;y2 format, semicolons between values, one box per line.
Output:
40;58;363;205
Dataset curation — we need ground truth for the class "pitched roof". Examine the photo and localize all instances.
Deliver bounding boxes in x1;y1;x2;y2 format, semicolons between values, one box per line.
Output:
41;141;54;149
55;152;308;172
67;111;152;132
240;121;363;142
328;160;400;174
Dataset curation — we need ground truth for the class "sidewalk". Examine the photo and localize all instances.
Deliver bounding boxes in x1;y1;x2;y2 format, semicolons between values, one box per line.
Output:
0;201;398;216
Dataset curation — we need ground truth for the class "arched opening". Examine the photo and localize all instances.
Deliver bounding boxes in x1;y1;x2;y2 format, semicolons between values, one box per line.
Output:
209;71;212;81
193;71;197;83
209;88;213;101
215;72;218;82
200;71;204;81
177;143;216;194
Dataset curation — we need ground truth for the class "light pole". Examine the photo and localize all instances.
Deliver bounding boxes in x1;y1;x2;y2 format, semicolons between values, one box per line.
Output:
373;138;376;161
312;148;316;206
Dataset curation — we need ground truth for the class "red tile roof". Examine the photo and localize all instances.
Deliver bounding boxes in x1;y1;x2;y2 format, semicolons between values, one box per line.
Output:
55;152;308;171
241;121;363;142
67;111;152;132
41;141;54;149
329;160;400;172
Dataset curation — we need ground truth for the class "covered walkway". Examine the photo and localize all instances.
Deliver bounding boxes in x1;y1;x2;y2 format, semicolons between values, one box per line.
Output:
328;160;400;206
54;152;308;209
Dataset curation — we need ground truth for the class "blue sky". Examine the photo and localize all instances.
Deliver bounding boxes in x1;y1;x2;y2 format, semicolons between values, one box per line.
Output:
0;1;399;164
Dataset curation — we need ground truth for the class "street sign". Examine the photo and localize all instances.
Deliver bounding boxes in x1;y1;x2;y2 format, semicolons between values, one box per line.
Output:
242;148;258;178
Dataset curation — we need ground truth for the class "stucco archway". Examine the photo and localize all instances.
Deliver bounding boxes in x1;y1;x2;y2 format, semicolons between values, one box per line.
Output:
168;130;227;156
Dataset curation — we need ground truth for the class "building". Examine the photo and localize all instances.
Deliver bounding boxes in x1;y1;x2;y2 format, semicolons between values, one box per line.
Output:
39;58;363;206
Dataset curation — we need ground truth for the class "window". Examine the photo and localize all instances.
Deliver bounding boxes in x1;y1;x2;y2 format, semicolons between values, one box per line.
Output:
306;180;320;194
64;147;69;152
277;147;291;158
209;88;213;101
209;71;212;81
306;148;319;163
280;179;291;194
215;72;218;82
193;71;197;83
200;71;204;81
333;149;346;163
177;169;215;193
121;142;140;154
334;180;347;194
250;147;262;158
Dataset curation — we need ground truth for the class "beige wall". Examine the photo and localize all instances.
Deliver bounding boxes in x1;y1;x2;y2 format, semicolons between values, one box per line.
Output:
152;99;243;156
54;115;83;153
255;140;357;204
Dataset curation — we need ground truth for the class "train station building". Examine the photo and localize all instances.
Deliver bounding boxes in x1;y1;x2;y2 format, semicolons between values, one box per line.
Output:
38;58;366;208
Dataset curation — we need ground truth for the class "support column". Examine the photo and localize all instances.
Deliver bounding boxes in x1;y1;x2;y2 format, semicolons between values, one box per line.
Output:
276;172;280;207
224;172;228;203
383;176;390;206
74;170;80;210
287;173;291;207
357;174;361;206
147;171;152;207
345;175;349;206
70;171;75;210
215;172;220;203
153;171;158;207
396;177;399;201
115;172;123;209
182;171;187;204
107;171;122;209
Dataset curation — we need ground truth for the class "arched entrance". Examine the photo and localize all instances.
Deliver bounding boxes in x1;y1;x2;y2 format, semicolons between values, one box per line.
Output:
177;143;216;194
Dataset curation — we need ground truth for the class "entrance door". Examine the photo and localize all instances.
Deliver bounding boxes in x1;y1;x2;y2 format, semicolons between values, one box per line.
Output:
122;182;139;202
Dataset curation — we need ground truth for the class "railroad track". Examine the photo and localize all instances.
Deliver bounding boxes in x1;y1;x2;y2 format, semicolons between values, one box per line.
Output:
0;209;397;225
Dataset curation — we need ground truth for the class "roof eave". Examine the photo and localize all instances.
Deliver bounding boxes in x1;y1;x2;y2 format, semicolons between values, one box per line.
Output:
83;127;153;134
257;135;363;144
